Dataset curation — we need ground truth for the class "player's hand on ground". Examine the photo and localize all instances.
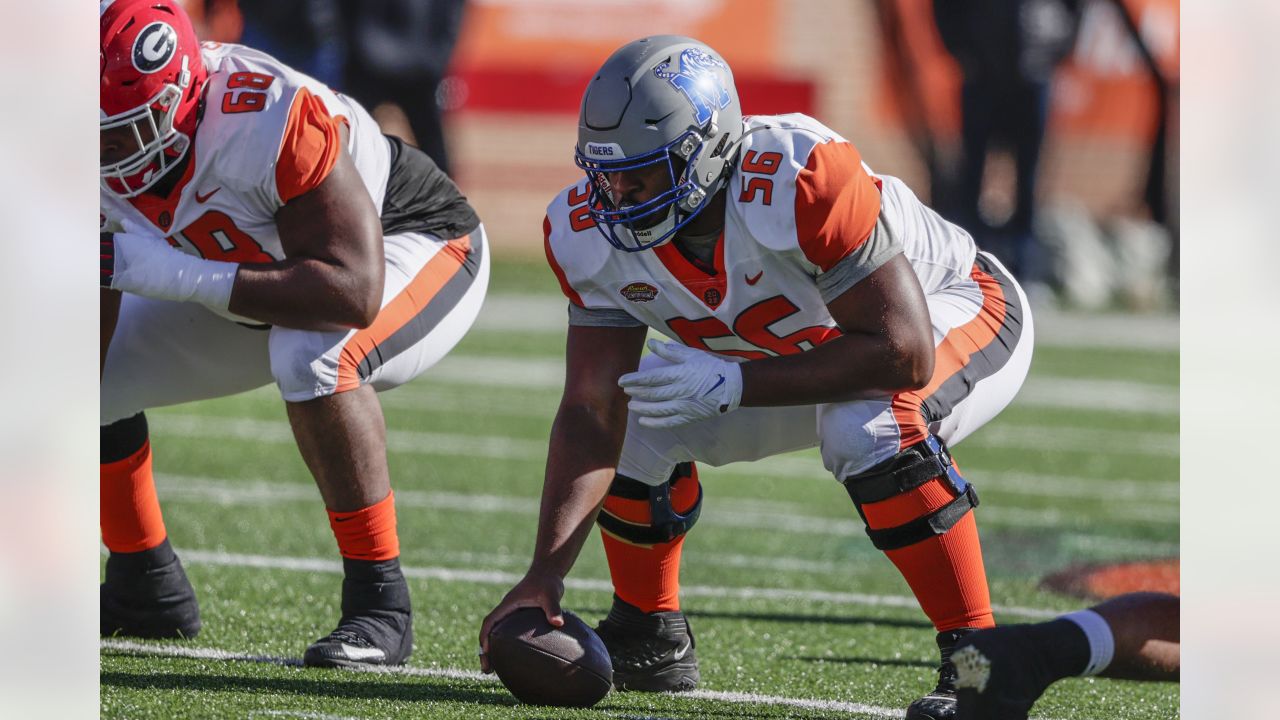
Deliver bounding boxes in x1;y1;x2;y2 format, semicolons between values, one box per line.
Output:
478;570;566;673
619;339;743;429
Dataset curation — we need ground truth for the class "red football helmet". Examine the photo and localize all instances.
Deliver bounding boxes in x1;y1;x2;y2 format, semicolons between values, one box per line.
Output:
100;0;209;197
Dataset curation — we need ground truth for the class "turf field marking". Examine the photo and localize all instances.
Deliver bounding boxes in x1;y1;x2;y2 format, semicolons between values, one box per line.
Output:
381;353;1178;416
155;473;1179;540
97;639;910;719
250;711;367;720
102;638;1069;720
167;547;1063;619
475;294;1179;351
152;412;1179;485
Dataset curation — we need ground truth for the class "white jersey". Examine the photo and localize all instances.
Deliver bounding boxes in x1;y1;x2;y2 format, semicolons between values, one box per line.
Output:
101;42;390;262
544;113;978;358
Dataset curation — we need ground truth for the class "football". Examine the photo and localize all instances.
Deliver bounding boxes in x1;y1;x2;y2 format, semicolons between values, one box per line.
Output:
487;608;613;707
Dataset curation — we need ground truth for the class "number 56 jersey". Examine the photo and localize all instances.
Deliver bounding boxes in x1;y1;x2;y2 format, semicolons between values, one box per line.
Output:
543;113;981;358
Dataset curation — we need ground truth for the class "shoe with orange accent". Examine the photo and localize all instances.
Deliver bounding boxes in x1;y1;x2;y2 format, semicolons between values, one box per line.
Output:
303;558;413;668
100;539;202;639
905;629;981;720
594;596;699;692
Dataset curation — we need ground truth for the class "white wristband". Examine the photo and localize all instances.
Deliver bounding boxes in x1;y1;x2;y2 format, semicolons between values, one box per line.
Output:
111;232;239;310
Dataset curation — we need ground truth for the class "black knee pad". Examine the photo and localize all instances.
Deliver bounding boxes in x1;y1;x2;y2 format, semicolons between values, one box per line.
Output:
841;435;979;551
102;412;148;464
597;463;702;545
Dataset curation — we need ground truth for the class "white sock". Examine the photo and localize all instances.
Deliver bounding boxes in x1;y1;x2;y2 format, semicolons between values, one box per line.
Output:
1062;609;1115;676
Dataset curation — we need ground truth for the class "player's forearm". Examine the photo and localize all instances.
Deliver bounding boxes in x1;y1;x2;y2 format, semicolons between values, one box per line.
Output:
101;288;121;378
739;331;933;407
228;257;384;331
527;404;626;580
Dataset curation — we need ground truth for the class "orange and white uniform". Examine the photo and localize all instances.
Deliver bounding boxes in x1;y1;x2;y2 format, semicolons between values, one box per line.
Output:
101;43;488;423
544;113;1034;484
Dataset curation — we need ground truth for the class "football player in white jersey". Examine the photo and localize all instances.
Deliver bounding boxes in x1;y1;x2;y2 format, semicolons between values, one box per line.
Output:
99;0;489;667
479;37;1034;719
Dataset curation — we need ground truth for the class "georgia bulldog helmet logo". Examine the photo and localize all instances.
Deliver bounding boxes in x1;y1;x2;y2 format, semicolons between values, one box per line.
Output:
132;22;177;73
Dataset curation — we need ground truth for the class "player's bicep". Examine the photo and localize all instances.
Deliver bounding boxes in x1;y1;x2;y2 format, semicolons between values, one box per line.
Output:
274;127;381;266
825;253;931;350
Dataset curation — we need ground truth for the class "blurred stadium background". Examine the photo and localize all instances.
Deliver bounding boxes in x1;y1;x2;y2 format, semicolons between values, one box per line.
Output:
185;0;1179;313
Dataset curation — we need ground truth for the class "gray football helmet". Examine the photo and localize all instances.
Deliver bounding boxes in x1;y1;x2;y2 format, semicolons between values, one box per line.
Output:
574;36;743;251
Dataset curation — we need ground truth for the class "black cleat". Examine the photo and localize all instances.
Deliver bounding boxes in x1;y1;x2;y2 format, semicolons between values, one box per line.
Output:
905;628;980;720
953;626;1058;720
101;539;202;639
303;558;413;669
594;595;699;692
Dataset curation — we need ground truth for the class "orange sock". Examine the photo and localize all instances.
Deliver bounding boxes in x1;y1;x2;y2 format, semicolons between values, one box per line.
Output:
600;467;700;613
327;492;400;561
861;476;994;631
101;440;168;553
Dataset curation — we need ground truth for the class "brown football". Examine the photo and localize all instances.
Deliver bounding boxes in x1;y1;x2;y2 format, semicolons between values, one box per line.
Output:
488;608;613;707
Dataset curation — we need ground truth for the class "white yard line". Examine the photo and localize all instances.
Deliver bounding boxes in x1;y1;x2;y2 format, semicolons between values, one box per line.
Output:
101;637;1071;719
153;410;1177;486
155;473;1179;543
101;638;901;718
250;711;368;720
474;294;1178;352
154;547;1063;619
153;473;1181;567
387;353;1179;417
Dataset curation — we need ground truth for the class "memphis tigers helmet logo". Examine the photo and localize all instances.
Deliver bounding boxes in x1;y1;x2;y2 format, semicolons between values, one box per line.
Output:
652;48;732;126
132;21;177;73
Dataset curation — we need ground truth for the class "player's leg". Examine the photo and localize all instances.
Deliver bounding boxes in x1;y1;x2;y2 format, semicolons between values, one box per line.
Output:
101;294;274;638
594;362;818;691
954;593;1179;720
270;228;487;667
824;251;1033;720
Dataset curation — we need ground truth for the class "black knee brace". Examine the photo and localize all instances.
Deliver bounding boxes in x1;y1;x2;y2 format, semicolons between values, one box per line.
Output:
102;412;149;464
597;462;702;545
840;435;979;551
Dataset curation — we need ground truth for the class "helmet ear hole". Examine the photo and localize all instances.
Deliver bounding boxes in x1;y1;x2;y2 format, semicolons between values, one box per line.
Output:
708;133;730;159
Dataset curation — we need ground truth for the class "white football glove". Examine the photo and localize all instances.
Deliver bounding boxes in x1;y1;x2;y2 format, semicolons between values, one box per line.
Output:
108;231;238;310
619;339;744;429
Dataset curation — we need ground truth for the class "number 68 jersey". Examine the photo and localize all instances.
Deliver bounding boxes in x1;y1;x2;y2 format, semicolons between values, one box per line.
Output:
100;41;391;265
543;113;980;358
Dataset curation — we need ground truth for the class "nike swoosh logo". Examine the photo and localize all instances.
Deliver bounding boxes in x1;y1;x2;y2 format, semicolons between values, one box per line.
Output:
745;270;763;285
339;644;387;661
195;187;222;203
672;639;691;661
702;374;725;397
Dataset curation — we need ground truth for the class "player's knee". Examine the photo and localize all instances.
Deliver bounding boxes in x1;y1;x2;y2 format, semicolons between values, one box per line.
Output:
840;435;979;551
102;412;148;464
817;410;882;477
268;329;337;401
598;463;702;545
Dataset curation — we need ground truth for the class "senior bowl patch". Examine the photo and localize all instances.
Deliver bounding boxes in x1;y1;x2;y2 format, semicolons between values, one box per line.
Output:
620;282;659;303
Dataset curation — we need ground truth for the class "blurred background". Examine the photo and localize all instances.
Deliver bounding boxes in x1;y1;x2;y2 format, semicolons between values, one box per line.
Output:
185;0;1179;312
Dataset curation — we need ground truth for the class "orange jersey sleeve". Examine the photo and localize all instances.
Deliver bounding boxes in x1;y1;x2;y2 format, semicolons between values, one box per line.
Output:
275;87;344;203
793;141;882;272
